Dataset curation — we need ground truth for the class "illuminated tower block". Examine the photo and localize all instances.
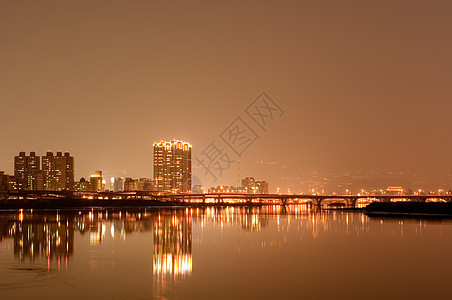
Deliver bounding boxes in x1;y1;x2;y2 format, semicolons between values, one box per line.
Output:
153;140;192;193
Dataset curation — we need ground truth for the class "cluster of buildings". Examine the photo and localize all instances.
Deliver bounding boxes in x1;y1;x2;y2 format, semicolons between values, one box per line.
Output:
73;171;106;193
207;177;269;194
1;140;269;194
98;140;193;193
0;151;74;191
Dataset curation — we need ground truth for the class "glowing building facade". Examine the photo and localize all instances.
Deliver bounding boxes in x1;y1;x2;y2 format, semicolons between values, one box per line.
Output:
153;140;192;193
90;171;104;192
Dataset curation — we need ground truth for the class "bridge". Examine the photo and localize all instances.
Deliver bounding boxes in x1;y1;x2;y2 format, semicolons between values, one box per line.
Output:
155;193;452;207
1;190;452;208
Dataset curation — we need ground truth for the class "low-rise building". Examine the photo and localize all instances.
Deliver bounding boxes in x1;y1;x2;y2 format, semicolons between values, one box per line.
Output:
74;177;90;192
192;185;205;194
241;177;268;194
124;178;155;192
386;186;404;196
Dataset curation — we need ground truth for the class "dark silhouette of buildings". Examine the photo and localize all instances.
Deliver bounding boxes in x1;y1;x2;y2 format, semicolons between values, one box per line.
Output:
8;151;75;191
42;151;74;191
14;152;43;190
124;177;155;192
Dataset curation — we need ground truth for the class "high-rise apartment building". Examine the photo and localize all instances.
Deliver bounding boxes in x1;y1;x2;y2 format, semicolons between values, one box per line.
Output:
14;152;27;189
90;171;104;192
42;151;74;191
153;140;192;193
0;171;10;191
14;152;43;190
111;177;124;192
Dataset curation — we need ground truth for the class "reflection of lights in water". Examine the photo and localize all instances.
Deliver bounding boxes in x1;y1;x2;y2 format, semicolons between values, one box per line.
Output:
153;254;192;277
89;231;100;245
89;223;105;245
2;206;380;273
153;212;192;280
251;215;259;231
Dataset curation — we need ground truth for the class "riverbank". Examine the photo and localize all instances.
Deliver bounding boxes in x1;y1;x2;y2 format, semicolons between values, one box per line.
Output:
365;202;452;217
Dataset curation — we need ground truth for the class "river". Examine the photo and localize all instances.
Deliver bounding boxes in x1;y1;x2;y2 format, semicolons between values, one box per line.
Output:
1;205;451;299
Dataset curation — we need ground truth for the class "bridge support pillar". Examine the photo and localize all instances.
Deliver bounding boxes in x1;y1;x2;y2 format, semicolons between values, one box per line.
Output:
310;199;322;212
310;198;322;210
281;198;287;206
347;198;358;208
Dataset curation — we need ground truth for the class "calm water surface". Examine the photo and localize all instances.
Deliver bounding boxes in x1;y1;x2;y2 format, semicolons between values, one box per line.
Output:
1;205;451;300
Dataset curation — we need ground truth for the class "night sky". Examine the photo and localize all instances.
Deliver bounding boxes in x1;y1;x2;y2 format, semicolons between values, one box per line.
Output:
1;0;451;192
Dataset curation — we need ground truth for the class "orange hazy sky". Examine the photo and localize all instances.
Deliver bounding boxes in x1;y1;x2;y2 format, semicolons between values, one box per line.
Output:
1;0;451;190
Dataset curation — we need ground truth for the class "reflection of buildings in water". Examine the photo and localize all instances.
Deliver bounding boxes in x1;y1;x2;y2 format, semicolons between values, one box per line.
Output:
75;210;155;244
0;210;158;262
0;206;387;265
153;212;192;278
0;213;75;262
89;222;105;245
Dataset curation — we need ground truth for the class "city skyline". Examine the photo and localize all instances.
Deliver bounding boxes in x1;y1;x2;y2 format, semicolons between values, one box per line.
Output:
1;1;452;193
1;1;452;299
3;147;452;194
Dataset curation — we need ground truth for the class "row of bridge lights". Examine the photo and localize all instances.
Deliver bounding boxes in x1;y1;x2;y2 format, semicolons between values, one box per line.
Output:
273;188;449;196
